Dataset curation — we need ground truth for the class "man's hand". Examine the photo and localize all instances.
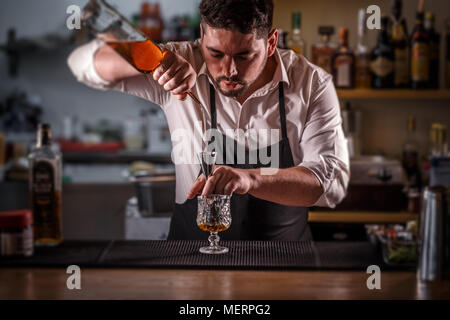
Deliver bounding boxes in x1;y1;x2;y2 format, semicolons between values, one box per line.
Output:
187;166;255;199
152;50;197;101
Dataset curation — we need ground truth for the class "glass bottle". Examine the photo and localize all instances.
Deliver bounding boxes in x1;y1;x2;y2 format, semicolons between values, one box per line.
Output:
277;29;289;49
332;28;355;89
402;116;422;193
355;9;371;88
370;16;395;88
287;12;306;57
82;0;164;73
391;0;410;88
410;11;430;89
446;18;450;89
424;12;440;89
28;124;63;246
311;26;336;74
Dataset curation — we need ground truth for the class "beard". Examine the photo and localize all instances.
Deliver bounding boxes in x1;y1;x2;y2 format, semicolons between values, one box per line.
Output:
210;53;269;98
213;75;248;97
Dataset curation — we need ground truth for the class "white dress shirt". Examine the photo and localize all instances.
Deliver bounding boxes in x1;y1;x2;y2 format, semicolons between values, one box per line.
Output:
67;39;350;207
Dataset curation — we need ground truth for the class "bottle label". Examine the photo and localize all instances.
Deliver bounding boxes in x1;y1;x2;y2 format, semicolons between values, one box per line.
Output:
392;24;405;41
355;55;371;88
411;42;430;82
394;48;409;85
334;56;352;87
312;47;334;74
31;161;56;226
370;57;394;77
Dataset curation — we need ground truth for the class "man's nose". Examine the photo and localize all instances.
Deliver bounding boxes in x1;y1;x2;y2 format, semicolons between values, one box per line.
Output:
222;56;238;78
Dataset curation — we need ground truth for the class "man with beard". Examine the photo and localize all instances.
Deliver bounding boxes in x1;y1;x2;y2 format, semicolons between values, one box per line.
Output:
68;0;349;241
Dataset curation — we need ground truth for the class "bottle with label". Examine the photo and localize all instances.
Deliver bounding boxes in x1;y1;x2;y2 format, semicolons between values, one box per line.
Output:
410;11;430;89
138;2;164;42
287;12;306;57
391;0;410;88
402;116;422;193
424;12;440;89
28;124;62;246
331;28;355;89
446;18;450;89
311;26;336;74
277;29;289;49
370;17;395;88
355;9;371;88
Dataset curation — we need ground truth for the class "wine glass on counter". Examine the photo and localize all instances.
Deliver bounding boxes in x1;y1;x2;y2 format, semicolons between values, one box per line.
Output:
197;194;231;254
196;151;231;254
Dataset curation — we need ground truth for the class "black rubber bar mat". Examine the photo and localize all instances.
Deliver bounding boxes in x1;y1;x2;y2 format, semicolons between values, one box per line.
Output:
0;240;403;270
97;240;319;270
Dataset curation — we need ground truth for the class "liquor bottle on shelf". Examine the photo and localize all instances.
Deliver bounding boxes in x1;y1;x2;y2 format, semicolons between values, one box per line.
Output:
446;18;450;89
402;116;422;193
28;124;63;246
277;29;289;49
138;2;164;42
331;28;355;89
287;12;306;57
355;9;371;88
390;0;410;88
410;10;430;89
370;16;395;89
311;26;336;74
424;12;440;89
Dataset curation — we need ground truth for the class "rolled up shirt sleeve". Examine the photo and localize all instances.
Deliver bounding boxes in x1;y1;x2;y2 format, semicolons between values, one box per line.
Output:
67;39;169;106
298;76;350;208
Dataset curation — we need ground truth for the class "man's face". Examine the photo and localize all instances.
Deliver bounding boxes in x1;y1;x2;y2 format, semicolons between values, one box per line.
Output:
201;25;269;98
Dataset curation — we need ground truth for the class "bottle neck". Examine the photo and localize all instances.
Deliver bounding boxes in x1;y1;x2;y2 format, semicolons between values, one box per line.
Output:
424;19;434;31
320;34;329;44
378;29;389;44
37;129;52;148
293;27;301;35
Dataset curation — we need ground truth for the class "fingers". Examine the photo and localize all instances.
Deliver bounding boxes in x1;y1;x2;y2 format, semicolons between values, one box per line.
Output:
152;50;197;97
223;180;238;196
201;166;228;197
187;174;206;199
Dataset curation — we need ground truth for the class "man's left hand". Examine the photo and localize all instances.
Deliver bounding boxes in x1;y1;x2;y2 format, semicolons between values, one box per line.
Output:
187;166;255;199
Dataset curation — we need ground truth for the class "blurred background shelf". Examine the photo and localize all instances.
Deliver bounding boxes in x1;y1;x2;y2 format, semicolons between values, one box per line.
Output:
337;89;450;100
62;151;172;164
309;211;419;224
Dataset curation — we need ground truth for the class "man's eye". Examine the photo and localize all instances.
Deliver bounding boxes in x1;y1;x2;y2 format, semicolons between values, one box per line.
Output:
236;55;250;61
211;54;223;59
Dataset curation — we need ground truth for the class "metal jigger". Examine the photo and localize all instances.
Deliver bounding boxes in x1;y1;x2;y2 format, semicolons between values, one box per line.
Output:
197;151;216;180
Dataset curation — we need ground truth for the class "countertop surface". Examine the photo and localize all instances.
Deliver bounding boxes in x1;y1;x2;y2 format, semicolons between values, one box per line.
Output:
1;240;449;299
1;268;449;300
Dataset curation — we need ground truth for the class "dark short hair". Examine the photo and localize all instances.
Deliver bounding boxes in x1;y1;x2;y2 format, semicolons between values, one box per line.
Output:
199;0;273;39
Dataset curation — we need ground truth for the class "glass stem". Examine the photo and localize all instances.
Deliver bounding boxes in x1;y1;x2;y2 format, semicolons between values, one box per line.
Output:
209;231;219;248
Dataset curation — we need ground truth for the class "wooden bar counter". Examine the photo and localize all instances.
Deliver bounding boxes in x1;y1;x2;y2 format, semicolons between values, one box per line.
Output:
1;268;450;299
1;240;449;300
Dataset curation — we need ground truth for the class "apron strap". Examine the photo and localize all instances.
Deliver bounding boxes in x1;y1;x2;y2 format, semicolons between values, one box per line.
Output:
278;82;288;140
209;84;217;130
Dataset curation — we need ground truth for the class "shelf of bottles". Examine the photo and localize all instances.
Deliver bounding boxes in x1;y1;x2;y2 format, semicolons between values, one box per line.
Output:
278;0;450;98
336;89;450;100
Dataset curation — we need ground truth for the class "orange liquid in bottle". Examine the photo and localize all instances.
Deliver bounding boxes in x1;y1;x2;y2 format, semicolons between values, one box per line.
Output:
107;40;164;73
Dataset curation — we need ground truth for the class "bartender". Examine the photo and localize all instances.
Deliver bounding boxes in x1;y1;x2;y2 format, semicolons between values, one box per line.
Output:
68;0;349;241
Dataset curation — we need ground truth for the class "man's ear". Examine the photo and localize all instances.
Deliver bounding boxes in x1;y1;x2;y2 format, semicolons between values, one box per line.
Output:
267;29;278;57
200;23;205;41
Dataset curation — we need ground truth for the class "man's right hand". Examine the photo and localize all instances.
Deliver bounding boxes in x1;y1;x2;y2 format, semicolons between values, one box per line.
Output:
152;50;197;101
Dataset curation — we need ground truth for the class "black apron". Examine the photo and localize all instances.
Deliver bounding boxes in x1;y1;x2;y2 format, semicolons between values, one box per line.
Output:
167;82;311;241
